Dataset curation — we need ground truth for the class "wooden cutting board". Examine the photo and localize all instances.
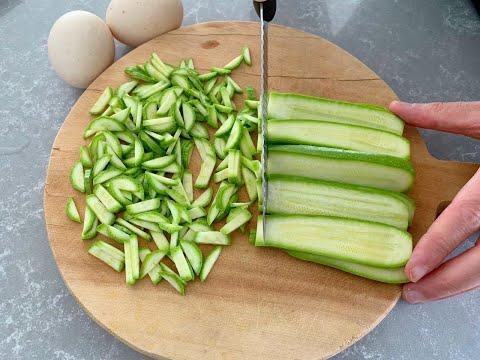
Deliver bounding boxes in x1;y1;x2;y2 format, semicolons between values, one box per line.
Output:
44;22;478;360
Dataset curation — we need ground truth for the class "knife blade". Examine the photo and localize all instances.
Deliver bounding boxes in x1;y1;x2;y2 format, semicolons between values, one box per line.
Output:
253;0;276;243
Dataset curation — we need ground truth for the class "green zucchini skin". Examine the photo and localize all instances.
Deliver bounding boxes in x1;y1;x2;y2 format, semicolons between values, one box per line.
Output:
286;251;409;284
267;175;413;229
268;92;404;135
268;145;415;193
268;119;410;159
256;214;412;268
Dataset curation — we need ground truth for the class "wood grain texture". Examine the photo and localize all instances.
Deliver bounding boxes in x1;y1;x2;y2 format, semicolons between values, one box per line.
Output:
44;22;479;360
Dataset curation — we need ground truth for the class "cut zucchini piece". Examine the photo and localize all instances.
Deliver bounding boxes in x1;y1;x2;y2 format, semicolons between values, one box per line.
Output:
220;209;251;235
66;197;81;223
124;235;140;284
225;120;243;151
268;145;415;193
257;215;412;268
242;47;251;66
268;92;405;135
70;160;85;193
96;224;130;244
80;145;93;168
90;87;113;115
267;176;411;229
200;246;222;282
138;247;163;284
84;117;125;138
195;155;216;189
142;154;176;170
139;250;167;280
182;171;194;202
194;231;231;245
126;198;161;215
227;149;242;185
191;188;213;208
85;194;115;225
224;55;244;70
241;166;257;202
268;119;410;159
82;205;96;239
214;115;235;137
88;242;124;272
116;218;152;240
170;246;194;282
150;230;170;253
159;263;185;295
287;251;409;284
180;240;203;276
94;184;123;213
92;154;112;177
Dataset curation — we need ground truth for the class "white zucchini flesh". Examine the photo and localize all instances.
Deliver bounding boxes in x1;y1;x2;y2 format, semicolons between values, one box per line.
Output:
268;119;410;159
257;215;412;268
268;92;404;135
267;176;412;229
268;145;415;193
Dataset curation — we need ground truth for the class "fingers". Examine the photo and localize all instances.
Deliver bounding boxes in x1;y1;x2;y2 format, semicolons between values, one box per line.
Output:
403;245;480;303
389;101;480;139
404;167;480;282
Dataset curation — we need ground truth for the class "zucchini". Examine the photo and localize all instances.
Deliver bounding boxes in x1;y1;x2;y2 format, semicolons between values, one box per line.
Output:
268;145;415;193
194;231;231;245
139;250;166;280
180;240;203;276
96;224;130;243
256;215;412;268
138;247;163;284
268;119;410;159
267;176;412;229
170;246;194;282
90;87;113;115
66;198;81;223
85;194;115;225
159;263;185;295
286;251;408;284
150;230;169;253
200;246;222;282
69;160;85;193
268;92;404;135
88;242;124;272
191;188;213;208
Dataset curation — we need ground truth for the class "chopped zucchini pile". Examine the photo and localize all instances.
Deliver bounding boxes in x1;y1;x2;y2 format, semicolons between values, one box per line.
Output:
67;48;261;294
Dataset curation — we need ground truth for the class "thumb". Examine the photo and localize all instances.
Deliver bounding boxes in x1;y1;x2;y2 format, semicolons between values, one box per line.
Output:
389;101;480;139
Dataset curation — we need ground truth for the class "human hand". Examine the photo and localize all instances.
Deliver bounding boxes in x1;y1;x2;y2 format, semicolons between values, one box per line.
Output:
389;101;480;303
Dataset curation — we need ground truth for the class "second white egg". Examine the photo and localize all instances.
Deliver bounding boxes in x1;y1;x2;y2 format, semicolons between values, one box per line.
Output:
106;0;184;48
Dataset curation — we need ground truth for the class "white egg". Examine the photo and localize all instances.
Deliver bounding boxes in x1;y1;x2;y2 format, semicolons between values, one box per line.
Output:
48;11;115;89
106;0;183;48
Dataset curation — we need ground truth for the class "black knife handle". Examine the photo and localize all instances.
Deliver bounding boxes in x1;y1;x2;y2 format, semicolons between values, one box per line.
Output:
253;0;277;22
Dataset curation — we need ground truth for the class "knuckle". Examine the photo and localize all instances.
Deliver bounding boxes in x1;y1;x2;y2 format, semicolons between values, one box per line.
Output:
451;200;480;231
427;102;447;113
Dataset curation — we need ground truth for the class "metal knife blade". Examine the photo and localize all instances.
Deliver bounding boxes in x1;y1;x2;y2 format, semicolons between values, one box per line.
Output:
254;0;275;243
259;2;269;243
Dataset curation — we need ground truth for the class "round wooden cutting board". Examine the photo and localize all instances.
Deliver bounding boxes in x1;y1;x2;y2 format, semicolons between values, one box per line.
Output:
44;22;478;360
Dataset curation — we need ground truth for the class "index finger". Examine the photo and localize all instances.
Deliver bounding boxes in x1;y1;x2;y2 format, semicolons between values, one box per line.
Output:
389;101;480;139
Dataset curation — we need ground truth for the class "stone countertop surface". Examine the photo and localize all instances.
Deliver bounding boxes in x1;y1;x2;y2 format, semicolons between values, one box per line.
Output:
1;0;479;359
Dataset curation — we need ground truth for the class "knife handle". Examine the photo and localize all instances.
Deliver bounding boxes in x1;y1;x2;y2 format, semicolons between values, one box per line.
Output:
253;0;277;22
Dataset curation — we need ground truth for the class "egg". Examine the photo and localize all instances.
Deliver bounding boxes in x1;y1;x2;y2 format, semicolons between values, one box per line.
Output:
106;0;183;47
48;11;115;89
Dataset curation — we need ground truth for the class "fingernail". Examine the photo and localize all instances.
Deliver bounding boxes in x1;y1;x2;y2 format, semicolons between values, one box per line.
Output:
404;289;425;304
410;266;428;282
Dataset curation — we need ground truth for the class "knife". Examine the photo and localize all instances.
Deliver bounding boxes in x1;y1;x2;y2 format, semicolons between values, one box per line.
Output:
253;0;276;243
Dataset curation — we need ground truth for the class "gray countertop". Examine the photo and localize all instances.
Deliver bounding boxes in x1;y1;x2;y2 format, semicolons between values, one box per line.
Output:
1;0;479;359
